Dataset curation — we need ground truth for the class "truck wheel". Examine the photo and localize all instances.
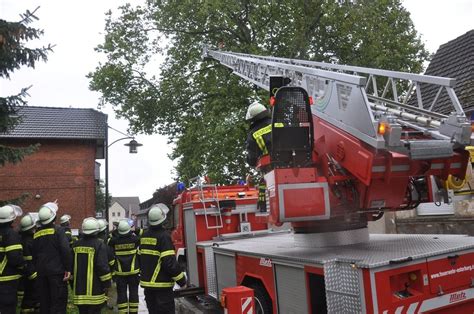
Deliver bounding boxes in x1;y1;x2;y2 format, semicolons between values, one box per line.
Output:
247;283;272;314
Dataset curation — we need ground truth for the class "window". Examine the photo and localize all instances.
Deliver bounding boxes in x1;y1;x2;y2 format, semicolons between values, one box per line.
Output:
117;212;121;217
112;212;116;217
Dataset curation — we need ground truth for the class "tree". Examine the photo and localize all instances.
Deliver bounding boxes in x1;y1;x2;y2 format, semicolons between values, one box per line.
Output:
0;8;52;167
95;179;111;214
89;0;429;184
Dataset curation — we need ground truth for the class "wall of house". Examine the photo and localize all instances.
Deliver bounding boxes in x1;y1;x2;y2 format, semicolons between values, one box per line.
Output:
108;202;126;230
0;139;97;229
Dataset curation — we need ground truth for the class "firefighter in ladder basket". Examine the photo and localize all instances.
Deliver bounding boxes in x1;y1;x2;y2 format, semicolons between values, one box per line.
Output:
245;101;272;212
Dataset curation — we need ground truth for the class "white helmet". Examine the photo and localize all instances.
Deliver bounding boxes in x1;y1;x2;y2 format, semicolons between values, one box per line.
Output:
82;217;100;235
97;219;108;232
148;203;169;226
20;213;37;231
0;204;22;223
38;202;58;225
245;101;270;122
118;219;131;235
60;214;71;225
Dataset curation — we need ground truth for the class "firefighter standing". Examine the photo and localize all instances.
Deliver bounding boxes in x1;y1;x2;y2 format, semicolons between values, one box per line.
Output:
60;214;77;246
32;202;72;314
72;217;112;314
109;220;140;313
19;214;40;313
140;204;186;313
97;219;115;269
0;204;24;314
245;101;272;212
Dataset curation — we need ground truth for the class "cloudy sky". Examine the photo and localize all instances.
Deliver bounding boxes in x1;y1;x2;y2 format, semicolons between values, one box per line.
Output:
1;0;473;203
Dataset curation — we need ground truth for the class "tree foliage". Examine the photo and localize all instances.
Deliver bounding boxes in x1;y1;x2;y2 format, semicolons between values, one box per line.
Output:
89;0;429;184
0;8;52;168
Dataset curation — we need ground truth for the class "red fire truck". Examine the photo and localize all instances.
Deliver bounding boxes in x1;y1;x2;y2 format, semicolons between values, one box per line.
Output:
170;48;474;313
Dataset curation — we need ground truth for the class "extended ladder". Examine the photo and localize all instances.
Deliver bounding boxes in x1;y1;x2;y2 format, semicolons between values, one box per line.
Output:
202;47;473;160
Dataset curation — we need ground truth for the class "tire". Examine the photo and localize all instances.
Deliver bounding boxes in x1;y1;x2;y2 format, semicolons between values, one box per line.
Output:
247;283;273;314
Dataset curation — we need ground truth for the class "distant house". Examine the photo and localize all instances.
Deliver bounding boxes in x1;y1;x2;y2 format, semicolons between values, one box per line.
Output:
108;196;140;230
0;106;107;228
395;30;474;235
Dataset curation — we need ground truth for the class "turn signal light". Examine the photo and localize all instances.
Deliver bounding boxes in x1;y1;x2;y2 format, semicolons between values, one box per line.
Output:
309;96;314;105
378;122;388;135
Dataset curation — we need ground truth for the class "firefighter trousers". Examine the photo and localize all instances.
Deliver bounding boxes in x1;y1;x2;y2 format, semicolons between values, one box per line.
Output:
116;274;139;313
21;277;40;312
77;305;103;314
38;274;68;314
0;279;19;314
144;288;175;314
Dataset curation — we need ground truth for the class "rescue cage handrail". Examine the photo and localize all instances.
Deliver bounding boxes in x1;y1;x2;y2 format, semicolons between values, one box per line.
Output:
204;48;466;118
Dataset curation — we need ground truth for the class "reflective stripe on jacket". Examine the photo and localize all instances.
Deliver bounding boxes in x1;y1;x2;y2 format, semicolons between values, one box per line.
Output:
109;232;140;276
0;226;23;282
72;236;112;305
139;226;185;289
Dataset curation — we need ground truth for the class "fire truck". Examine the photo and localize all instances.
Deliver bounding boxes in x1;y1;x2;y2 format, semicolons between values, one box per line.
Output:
170;48;474;313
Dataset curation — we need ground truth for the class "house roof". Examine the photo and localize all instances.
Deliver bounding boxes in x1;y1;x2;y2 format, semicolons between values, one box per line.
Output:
413;30;474;115
0;106;107;140
111;197;140;215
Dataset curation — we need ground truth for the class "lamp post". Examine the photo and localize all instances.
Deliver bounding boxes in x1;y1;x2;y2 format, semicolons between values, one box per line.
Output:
104;126;143;221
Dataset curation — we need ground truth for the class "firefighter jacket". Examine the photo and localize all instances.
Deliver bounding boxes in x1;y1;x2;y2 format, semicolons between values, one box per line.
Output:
98;232;115;270
139;225;185;289
62;226;78;246
20;231;37;281
109;232;140;276
72;235;112;306
246;117;273;167
0;224;23;282
32;224;72;276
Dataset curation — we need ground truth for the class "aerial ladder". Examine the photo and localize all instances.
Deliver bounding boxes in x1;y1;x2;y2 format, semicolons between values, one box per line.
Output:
202;47;473;233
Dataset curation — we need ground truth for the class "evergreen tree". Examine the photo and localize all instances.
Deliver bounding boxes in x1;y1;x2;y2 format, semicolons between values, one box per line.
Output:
0;8;52;204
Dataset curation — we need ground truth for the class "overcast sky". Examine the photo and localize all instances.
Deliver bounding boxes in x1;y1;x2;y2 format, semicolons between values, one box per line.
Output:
1;0;473;203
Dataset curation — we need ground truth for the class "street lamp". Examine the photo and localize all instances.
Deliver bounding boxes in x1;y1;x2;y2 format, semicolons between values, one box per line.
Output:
104;126;143;221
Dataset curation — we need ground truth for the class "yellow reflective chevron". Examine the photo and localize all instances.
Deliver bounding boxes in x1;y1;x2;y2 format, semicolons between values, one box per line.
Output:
140;280;174;288
252;124;272;154
73;294;107;305
33;228;55;239
0;256;7;274
23;255;32;261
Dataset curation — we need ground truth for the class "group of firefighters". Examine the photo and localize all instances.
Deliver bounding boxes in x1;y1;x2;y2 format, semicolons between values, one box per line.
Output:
0;201;186;314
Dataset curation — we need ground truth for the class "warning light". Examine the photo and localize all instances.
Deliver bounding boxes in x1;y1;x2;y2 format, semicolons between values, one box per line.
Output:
378;122;388;135
309;96;314;105
269;96;276;107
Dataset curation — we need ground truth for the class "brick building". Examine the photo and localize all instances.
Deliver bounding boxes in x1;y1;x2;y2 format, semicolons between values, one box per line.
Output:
0;106;107;228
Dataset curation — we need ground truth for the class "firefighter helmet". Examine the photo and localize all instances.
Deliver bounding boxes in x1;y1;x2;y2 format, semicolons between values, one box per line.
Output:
0;204;22;223
60;214;71;225
245;101;270;122
97;219;108;232
148;203;169;226
20;213;37;231
118;219;131;235
82;217;100;235
38;202;58;225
